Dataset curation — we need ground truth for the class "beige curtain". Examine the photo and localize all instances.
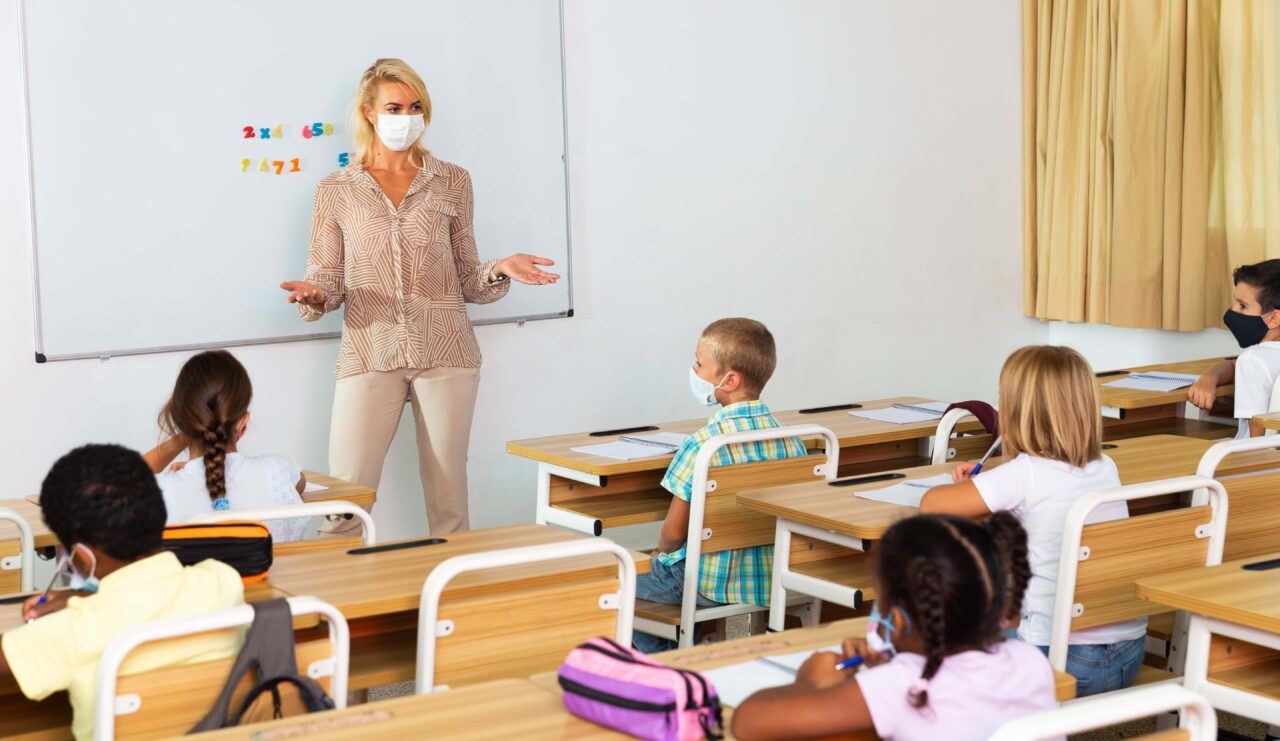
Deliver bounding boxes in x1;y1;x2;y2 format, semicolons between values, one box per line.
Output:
1023;0;1280;331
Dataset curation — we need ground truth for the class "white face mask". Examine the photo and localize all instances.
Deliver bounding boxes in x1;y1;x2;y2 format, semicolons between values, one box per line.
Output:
689;367;728;407
67;544;99;593
374;113;426;152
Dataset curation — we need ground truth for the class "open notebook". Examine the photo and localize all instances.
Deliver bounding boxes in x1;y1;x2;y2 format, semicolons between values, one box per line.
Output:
853;473;954;508
571;432;689;461
1102;371;1200;393
700;645;842;707
851;401;949;425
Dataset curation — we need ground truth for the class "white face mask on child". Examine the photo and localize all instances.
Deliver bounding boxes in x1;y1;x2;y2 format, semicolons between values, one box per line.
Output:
67;544;99;593
688;367;729;407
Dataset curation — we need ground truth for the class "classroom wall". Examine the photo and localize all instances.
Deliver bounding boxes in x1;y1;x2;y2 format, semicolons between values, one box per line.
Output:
0;1;1045;542
1047;321;1239;371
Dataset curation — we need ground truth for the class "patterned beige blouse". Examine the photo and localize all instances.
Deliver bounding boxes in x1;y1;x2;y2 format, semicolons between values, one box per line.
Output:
299;156;510;379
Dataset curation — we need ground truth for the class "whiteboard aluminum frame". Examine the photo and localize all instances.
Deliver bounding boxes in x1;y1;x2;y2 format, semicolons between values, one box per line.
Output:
19;0;574;363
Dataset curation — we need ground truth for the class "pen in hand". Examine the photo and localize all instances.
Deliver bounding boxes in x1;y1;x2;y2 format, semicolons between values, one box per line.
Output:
27;552;70;621
968;436;1002;478
834;655;865;671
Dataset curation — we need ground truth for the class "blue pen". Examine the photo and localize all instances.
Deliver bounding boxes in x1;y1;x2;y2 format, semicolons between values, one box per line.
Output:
833;655;865;671
30;552;70;613
968;436;1002;478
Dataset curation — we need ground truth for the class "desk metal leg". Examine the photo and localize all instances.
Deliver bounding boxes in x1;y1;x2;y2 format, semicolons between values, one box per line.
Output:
536;462;605;535
768;518;867;633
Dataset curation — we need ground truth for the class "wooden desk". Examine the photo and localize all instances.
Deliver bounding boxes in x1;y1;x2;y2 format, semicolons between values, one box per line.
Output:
1137;555;1280;725
1096;357;1236;440
508;397;988;536
267;524;650;691
741;434;1280;630
187;678;627;740
1252;412;1280;432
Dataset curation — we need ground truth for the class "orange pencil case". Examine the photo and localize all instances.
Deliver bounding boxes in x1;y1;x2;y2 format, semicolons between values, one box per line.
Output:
162;521;274;583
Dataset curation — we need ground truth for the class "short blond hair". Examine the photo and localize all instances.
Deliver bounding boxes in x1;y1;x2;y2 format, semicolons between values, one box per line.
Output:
998;345;1102;468
349;58;433;169
699;318;778;395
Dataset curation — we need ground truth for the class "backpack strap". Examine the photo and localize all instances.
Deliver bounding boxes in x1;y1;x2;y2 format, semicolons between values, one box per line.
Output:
189;598;299;732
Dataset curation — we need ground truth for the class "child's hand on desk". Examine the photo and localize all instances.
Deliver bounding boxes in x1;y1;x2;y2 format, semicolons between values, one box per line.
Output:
841;637;888;669
795;651;846;689
22;590;92;622
951;462;978;483
1188;375;1218;411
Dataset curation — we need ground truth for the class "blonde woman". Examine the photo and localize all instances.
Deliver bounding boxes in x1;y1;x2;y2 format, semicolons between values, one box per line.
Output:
920;345;1147;698
280;58;558;534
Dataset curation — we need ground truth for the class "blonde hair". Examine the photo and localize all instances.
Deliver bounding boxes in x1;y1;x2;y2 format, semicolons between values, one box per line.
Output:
699;318;778;395
998;345;1102;468
349;58;433;169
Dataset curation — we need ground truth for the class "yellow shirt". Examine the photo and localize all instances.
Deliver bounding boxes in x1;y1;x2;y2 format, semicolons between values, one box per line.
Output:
2;551;244;740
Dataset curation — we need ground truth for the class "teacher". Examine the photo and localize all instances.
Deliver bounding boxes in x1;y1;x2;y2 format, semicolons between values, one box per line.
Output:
280;58;559;535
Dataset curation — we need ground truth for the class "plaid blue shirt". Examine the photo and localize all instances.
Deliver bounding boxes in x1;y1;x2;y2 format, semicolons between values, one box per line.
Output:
656;400;808;606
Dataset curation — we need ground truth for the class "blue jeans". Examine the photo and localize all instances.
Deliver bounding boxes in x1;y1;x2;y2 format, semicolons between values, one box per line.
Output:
633;558;721;654
1037;636;1146;698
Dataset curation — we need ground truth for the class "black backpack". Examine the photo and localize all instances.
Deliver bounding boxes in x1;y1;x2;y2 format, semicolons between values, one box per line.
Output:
189;598;335;732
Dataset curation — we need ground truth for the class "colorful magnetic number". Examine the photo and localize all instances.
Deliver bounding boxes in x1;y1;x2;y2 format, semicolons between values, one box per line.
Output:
338;152;350;167
243;124;284;140
301;122;336;139
240;157;303;174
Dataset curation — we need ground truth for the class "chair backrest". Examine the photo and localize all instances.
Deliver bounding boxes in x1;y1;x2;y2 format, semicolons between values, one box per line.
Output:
415;537;637;695
930;408;974;464
0;507;35;594
94;596;349;741
1196;436;1280;561
189;501;377;553
989;684;1215;741
1048;475;1226;671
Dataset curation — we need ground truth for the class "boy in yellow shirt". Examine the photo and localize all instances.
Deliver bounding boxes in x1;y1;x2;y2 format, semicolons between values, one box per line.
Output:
0;444;245;740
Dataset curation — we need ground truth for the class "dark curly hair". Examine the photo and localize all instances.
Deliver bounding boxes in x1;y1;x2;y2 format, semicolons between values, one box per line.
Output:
874;511;1031;711
40;444;167;561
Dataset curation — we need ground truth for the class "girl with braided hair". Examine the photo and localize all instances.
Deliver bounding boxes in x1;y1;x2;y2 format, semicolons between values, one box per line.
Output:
143;350;308;542
921;345;1147;696
732;512;1052;740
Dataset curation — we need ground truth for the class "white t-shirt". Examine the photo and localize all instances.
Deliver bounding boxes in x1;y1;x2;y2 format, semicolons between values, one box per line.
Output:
972;453;1147;646
156;453;307;542
1233;342;1280;438
856;640;1058;741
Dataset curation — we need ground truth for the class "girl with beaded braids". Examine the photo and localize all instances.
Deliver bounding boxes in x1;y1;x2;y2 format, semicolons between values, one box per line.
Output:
142;350;308;542
732;513;1054;741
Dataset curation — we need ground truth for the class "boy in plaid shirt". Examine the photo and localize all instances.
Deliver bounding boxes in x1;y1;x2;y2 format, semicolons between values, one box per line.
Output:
633;318;807;653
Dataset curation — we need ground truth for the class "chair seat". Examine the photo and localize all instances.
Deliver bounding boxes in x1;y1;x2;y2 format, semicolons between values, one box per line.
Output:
634;600;684;625
1133;665;1179;686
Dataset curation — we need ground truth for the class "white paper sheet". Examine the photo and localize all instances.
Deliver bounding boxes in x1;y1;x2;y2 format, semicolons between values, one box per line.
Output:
851;401;949;425
854;473;955;507
701;646;844;706
303;482;329;493
571;440;679;461
1103;371;1199;393
621;432;688;448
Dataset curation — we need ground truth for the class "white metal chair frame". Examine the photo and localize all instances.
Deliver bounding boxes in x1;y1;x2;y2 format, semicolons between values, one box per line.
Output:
189;501;377;545
989;684;1216;741
1195;434;1280;482
415;537;637;694
93;595;350;741
630;425;840;648
1048;475;1226;675
930;408;976;464
0;506;35;593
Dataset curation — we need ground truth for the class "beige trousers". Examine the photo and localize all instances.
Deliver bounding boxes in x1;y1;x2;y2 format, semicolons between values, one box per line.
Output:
328;366;480;535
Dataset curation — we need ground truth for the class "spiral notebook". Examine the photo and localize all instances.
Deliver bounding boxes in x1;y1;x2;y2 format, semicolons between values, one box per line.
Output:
851;401;950;425
854;473;954;507
700;645;843;707
571;432;689;461
1102;372;1200;393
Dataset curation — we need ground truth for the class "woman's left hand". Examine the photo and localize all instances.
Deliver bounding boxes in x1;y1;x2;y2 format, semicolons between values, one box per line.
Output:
495;254;560;285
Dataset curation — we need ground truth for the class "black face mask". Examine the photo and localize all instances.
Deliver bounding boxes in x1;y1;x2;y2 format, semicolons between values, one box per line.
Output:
1223;309;1272;348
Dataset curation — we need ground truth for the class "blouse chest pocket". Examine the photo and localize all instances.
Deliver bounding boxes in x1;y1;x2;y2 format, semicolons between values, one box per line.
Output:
403;199;461;296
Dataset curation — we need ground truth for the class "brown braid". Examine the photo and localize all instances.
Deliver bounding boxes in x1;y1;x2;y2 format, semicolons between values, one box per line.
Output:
905;558;949;710
986;510;1032;622
158;350;252;503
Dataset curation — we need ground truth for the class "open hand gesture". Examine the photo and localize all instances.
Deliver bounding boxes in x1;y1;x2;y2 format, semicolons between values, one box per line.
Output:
494;254;560;286
280;281;327;306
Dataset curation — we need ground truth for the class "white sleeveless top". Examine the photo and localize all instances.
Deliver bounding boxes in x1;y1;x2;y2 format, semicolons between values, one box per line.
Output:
155;453;307;542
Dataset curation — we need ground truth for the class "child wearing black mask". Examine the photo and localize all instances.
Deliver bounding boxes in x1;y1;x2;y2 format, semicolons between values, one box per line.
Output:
1190;259;1280;438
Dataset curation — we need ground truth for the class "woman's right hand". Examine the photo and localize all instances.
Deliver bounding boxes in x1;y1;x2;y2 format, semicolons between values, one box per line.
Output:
280;281;327;306
952;462;978;482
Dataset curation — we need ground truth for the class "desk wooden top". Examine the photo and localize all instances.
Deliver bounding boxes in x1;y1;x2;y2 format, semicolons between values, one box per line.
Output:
1096;357;1232;410
263;524;650;621
180;678;627;740
1136;554;1280;634
738;434;1280;541
0;498;55;549
1252;412;1280;432
507;397;983;476
529;618;1075;704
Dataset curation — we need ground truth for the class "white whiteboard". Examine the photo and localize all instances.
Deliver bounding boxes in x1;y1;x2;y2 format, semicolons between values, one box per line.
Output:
20;0;571;361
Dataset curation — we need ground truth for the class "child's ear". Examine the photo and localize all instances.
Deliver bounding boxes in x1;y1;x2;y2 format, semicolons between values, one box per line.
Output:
721;370;742;392
235;412;251;441
891;607;912;636
1264;309;1280;330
